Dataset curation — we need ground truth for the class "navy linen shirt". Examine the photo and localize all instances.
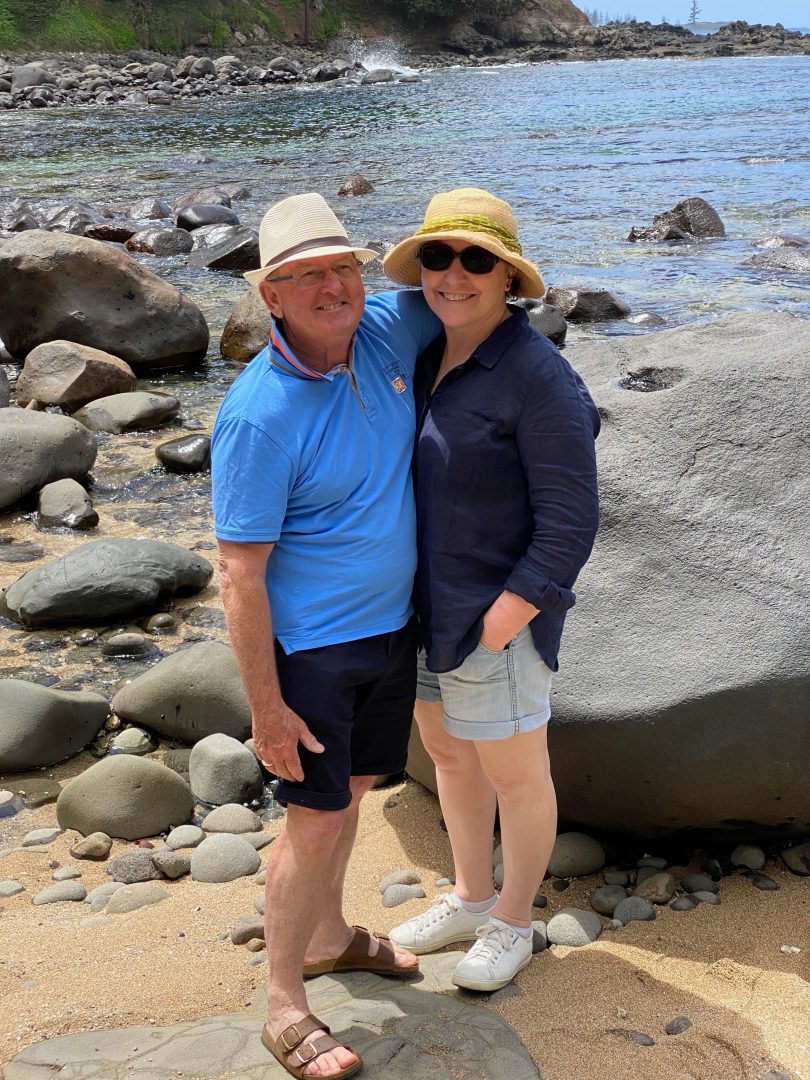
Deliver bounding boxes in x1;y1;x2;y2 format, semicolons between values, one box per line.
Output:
413;306;600;675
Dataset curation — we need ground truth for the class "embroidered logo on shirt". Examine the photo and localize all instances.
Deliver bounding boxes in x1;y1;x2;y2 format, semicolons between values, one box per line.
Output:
383;361;408;395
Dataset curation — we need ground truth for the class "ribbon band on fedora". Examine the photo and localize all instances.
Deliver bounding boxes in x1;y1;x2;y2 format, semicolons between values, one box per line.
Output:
414;214;523;256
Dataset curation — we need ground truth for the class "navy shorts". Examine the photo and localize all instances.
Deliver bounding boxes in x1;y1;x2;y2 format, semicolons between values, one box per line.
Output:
273;617;417;812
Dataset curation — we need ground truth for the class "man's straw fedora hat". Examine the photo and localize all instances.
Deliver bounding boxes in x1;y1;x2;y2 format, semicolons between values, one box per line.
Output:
244;192;378;288
383;187;544;299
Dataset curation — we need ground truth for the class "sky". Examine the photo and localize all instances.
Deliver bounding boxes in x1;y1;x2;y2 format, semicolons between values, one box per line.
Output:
610;0;809;25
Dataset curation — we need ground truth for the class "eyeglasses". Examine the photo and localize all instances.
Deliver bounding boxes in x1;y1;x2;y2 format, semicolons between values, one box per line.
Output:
267;257;363;288
417;242;501;275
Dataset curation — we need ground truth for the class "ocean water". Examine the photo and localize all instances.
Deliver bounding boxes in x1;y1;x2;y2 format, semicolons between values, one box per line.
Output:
0;54;808;339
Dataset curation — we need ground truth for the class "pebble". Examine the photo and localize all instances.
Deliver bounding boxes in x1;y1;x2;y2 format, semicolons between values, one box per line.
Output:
245;938;266;953
547;832;606;878
165;824;204;850
85;882;124;911
248;952;267;966
670;896;698;911
751;873;780;891
779;944;801;955
531;920;548;954
435;877;453;887
691;891;721;905
632;872;677;904
680;873;719;894
107;850;163;884
532;893;548;909
382;883;426;908
146;613;177;634
255;867;266;885
52;865;82;881
379;869;422;893
0;879;24;897
552;879;570;892
150;849;191;880
546;907;602;947
105;882;169;914
637;855;668;870
109;726;155;756
240;830;273;851
613;896;656;925
230;914;265;945
665;1015;693;1035
607;1029;655;1047
604;870;630;887
33;881;87;905
779;841;810;875
701;857;724;880
634;865;660;886
255;894;264;915
21;827;63;847
190;834;261;883
730;844;766;871
0;790;20;816
70;832;113;860
74;629;99;646
202;804;263;834
101;632;153;657
591;884;628;916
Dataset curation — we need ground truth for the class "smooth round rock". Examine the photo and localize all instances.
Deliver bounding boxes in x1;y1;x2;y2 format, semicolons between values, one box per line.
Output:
0;408;98;513
202;804;262;834
730;844;766;871
230;914;265;945
637;855;668;870
0;879;24;897
546;906;603;946
681;873;719;894
547;832;606;878
155;434;211;473
33;881;87;905
189;732;263;806
52;865;82;881
604;870;630;887
591;884;628;916
56;755;194;841
382;883;427;908
0;680;108;771
105;881;169;914
70;831;112;860
85;881;124;910
38;478;99;530
379;869;423;893
670;896;698;911
102;633;152;658
751;873;780;891
108;726;156;756
692;890;721;905
190;834;261;883
780;842;810;875
613;896;656;925
665;1015;693;1036
632;872;677;904
21;827;62;847
165;824;204;850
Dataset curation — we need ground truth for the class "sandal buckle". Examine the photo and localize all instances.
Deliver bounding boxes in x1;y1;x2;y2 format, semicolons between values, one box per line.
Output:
297;1040;318;1063
280;1024;301;1051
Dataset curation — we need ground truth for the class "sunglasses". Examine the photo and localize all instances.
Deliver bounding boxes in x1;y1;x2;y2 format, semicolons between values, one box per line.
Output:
417;242;501;275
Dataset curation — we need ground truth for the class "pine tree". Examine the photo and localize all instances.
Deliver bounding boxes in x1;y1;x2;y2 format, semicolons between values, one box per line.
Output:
688;0;701;24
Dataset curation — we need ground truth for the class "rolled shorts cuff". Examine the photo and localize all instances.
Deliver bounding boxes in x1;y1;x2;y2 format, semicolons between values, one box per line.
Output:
274;783;352;812
444;705;550;741
416;652;442;703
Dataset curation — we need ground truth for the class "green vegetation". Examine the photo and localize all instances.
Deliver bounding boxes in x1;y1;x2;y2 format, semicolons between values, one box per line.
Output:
368;0;520;27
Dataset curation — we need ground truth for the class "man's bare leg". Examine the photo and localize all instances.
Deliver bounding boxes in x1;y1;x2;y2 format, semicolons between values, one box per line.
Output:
305;775;418;970
263;803;358;1078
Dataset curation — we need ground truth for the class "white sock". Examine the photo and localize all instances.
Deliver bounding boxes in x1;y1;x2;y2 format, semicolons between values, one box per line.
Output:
491;916;532;939
453;891;498;914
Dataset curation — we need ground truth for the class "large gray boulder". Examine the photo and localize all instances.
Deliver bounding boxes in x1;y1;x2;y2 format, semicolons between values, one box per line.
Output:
628;197;726;242
189;732;263;804
0;407;97;511
111;642;251;744
72;391;180;434
0;538;213;628
0;680;109;771
550;312;810;836
15;340;136;410
56;755;194;840
0;230;209;370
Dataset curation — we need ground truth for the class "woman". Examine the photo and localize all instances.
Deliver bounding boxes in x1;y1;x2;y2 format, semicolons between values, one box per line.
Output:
382;188;600;992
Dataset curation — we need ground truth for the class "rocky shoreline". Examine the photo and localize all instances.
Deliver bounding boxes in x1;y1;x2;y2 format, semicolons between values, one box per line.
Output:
1;19;809;111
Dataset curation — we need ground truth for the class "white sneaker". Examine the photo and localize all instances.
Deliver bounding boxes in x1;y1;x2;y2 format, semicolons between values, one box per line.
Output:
388;894;493;955
451;918;533;992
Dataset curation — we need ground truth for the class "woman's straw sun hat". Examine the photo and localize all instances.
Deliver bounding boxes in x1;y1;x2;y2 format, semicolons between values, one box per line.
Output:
244;192;378;288
383;187;544;299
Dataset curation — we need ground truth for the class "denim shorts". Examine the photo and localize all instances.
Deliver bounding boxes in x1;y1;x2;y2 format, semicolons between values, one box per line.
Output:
416;626;552;740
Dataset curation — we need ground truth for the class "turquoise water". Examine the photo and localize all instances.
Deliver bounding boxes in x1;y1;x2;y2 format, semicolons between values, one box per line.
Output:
1;54;809;334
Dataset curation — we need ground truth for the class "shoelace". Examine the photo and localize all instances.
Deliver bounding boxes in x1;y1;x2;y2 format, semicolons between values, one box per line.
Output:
467;922;518;965
411;894;461;930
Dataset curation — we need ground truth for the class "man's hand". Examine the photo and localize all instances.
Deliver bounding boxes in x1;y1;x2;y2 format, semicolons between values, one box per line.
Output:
253;703;324;783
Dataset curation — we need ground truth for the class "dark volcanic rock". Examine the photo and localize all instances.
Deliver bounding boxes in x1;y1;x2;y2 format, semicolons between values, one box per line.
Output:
126;227;194;257
0;538;213;628
628;197;726;242
187;225;260;272
176;204;240;231
0;230;209;370
744;249;810;273
545;287;630;322
513;299;568;346
156;434;211;473
337;175;374;196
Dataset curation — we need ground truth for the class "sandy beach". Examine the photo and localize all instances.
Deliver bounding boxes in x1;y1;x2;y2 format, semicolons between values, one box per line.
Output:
1;767;807;1080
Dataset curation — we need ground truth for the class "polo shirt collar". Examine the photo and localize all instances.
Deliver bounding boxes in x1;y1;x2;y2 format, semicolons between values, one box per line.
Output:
268;319;356;382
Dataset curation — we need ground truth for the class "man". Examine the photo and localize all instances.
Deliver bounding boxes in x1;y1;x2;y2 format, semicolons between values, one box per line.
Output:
211;192;439;1080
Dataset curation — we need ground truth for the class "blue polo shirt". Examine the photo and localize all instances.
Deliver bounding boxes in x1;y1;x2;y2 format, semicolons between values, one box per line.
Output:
211;289;439;654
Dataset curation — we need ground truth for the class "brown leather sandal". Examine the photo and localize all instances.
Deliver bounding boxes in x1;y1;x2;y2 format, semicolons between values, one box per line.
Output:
261;1013;362;1079
303;925;419;979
